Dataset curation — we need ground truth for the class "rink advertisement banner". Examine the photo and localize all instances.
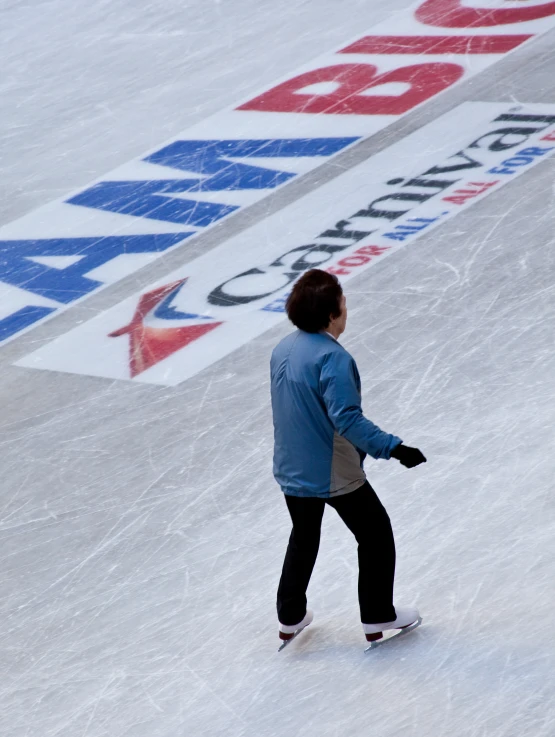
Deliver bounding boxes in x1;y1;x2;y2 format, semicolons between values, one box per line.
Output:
3;1;555;344
17;103;555;385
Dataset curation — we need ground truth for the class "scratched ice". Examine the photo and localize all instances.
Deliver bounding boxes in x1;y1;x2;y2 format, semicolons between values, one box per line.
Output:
1;1;555;736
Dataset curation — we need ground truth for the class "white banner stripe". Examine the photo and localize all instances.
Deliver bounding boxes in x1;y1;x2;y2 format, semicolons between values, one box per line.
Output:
18;102;555;385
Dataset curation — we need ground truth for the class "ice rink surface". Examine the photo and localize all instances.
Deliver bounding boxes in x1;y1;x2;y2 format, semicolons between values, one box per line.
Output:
1;1;555;735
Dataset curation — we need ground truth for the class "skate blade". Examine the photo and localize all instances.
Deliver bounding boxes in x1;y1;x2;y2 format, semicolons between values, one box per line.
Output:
277;624;309;652
364;616;423;652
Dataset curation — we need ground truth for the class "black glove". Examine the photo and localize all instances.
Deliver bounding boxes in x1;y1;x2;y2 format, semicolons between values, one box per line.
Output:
390;443;426;468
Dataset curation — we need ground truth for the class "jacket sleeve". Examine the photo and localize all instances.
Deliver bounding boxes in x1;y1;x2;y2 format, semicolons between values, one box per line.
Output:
320;349;402;460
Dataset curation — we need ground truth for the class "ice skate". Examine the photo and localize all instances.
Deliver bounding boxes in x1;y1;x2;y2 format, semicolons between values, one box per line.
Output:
278;609;313;651
363;607;422;651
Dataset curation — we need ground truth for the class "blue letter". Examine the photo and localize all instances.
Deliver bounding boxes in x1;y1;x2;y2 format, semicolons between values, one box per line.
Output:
0;232;189;303
0;305;57;343
67;137;358;225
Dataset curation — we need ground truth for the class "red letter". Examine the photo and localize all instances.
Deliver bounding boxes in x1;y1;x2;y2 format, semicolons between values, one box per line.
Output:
238;62;463;115
338;255;372;268
415;0;555;28
327;266;351;276
356;245;390;256
340;35;531;55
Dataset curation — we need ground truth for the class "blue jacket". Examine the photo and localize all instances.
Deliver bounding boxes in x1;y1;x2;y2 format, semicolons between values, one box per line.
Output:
270;330;402;497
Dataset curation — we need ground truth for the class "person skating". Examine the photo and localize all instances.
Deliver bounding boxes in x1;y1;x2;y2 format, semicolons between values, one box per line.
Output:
270;269;426;649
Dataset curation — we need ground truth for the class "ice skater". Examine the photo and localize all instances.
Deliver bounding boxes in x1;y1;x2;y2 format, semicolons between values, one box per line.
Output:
270;269;427;650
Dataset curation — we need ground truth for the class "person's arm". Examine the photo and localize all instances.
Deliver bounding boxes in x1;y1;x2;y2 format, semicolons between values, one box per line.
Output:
319;349;402;460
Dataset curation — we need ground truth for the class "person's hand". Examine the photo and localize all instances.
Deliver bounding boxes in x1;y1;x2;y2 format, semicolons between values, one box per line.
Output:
390;443;427;468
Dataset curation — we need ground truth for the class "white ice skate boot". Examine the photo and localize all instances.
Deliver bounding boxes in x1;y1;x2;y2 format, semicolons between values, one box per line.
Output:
363;607;421;648
278;609;313;651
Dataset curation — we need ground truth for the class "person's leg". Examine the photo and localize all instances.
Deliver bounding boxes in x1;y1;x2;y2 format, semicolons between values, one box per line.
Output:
328;481;396;624
277;494;325;626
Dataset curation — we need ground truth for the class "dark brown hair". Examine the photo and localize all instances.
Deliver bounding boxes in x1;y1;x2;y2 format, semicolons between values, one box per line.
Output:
285;269;343;333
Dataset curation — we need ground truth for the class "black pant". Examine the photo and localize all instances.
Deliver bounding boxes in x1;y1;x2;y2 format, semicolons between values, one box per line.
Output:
277;481;396;626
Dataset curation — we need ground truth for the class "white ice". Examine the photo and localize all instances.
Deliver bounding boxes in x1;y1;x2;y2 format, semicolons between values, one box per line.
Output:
1;1;555;736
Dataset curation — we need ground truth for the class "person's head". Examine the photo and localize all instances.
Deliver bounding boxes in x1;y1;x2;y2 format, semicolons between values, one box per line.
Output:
285;269;347;337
